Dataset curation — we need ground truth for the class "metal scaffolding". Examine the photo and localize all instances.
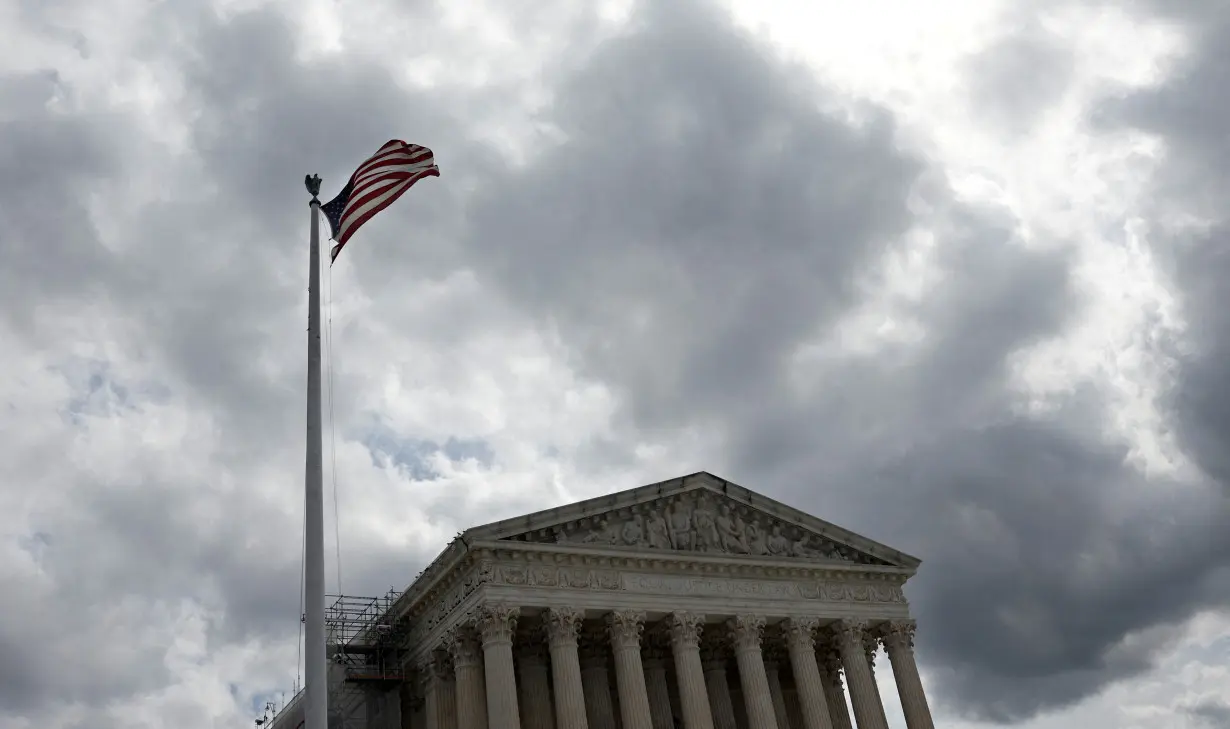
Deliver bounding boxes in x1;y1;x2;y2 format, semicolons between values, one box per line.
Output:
327;590;409;727
266;590;410;729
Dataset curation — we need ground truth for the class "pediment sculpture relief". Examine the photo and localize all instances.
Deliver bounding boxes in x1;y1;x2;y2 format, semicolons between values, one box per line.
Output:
502;491;888;566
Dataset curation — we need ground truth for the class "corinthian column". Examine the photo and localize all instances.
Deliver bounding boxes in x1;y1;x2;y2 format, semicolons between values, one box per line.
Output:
780;619;833;729
449;626;489;729
580;627;617;729
667;612;715;729
517;639;556;729
783;688;804;729
861;632;884;709
608;610;654;729
764;644;791;729
880;621;934;729
478;604;522;729
699;638;736;729
833;622;887;729
816;649;852;729
545;607;589;729
641;628;675;729
726;615;776;729
428;651;459;729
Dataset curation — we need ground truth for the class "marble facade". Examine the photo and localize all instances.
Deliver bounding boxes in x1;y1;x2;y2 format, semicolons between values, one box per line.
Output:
387;472;933;729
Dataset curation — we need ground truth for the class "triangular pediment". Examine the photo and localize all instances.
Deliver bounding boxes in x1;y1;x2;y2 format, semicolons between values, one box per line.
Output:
464;472;918;569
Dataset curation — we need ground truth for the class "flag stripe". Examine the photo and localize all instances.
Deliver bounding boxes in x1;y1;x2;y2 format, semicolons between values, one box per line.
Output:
337;168;438;244
320;140;439;263
353;149;432;186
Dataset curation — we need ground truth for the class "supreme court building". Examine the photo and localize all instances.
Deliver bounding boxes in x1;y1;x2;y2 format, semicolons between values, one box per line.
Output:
291;471;934;729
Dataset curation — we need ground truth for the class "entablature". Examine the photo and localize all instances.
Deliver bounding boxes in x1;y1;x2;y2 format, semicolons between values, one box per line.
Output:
398;541;913;663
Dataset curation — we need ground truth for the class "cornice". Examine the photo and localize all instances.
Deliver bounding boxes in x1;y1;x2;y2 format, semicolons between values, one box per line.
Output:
472;540;911;584
392;536;913;642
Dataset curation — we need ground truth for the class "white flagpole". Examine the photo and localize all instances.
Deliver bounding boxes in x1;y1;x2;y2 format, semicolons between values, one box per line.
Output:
303;175;328;729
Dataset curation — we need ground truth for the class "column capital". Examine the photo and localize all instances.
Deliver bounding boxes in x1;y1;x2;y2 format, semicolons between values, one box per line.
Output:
544;606;584;647
431;647;456;678
833;619;869;649
862;631;881;665
879;620;917;653
726;614;766;653
606;609;647;650
667;611;706;649
780;617;819;651
816;647;844;685
418;663;436;693
446;625;484;669
478;602;520;647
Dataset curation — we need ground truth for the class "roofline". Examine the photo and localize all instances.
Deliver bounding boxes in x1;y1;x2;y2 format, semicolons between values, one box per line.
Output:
459;471;711;543
463;470;921;569
390;470;921;622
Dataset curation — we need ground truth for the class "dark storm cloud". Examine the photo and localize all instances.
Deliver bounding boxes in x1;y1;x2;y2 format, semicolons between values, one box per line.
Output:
460;0;1230;722
0;70;130;325
0;3;462;721
1096;2;1230;485
465;0;920;429
6;0;1230;724
1190;698;1230;728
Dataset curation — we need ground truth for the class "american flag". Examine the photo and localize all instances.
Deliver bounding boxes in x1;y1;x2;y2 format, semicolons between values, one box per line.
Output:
320;140;440;263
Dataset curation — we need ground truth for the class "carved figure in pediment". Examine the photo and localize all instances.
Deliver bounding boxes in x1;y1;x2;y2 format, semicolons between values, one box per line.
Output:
766;524;791;556
621;515;644;546
581;518;619;545
668;502;692;550
692;497;720;551
792;533;816;558
645;510;671;550
745;520;768;555
716;504;750;554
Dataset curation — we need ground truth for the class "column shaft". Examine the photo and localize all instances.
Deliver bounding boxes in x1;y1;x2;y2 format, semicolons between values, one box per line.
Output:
449;627;489;729
834;622;888;729
862;634;884;711
479;605;523;729
783;689;804;729
545;608;590;729
424;666;440;729
881;622;935;729
642;652;675;729
580;632;617;729
764;656;791;729
700;647;737;729
668;613;716;729
608;611;654;729
429;652;460;729
727;616;777;729
816;650;851;729
780;619;833;729
517;642;556;729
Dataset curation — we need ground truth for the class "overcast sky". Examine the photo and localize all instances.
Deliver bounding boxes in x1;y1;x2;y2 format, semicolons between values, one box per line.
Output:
4;0;1230;727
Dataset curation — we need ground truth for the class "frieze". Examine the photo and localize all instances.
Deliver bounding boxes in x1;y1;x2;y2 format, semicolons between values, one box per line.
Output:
404;560;496;648
499;490;889;566
495;563;624;591
622;573;904;604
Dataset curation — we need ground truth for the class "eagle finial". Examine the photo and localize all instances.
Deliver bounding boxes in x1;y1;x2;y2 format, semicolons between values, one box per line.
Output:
304;174;322;199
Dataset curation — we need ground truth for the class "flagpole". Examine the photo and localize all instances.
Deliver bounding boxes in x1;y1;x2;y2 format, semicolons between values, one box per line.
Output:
303;174;328;729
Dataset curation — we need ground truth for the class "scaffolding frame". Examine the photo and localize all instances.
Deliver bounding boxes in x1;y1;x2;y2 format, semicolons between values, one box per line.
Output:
266;590;410;729
327;590;410;727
